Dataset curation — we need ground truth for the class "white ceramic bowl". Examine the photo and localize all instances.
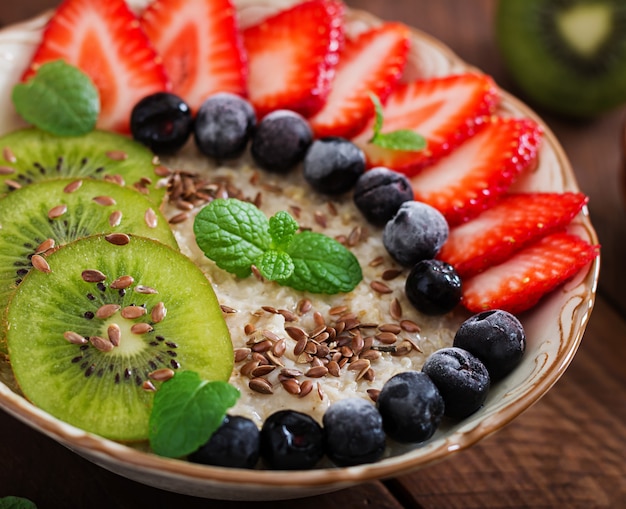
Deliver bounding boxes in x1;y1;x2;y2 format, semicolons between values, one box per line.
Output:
0;0;599;501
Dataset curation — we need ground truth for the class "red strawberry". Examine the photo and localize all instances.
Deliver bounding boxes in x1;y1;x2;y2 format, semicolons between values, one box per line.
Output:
461;232;599;315
242;0;344;119
352;73;499;174
438;192;589;278
410;116;543;226
140;0;247;113
22;0;170;133
308;22;410;139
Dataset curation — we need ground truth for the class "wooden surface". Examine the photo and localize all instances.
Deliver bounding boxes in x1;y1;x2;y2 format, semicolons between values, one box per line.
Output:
1;1;625;508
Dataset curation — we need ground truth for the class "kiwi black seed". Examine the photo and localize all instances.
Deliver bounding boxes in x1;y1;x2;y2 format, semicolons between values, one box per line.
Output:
496;0;626;117
0;127;166;203
0;178;178;351
6;234;233;442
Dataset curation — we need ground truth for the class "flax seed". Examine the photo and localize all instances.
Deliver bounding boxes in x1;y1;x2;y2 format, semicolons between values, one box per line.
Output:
105;233;130;245
110;275;134;289
347;226;362;247
281;378;301;395
151;302;167;323
131;323;153;334
107;324;121;346
327;360;340;377
121;305;146;319
286;326;308;342
48;204;67;219
95;303;121;319
154;165;170;177
400;319;421;333
145;208;158;228
382;268;403;280
262;329;281;342
376;331;398;345
391;340;413;356
220;305;237;314
329;305;348;316
313;311;325;326
390;297;403;320
314;210;327;228
272;338;287;357
0;166;14;175
104;173;125;186
278;309;298;322
367;389;381;402
370;280;393;294
168;212;189;224
317;382;325;401
64;331;87;345
93;195;116;206
299;380;313;398
251;365;275;377
234;348;251;362
90;335;114;352
249;377;273;394
251;340;273;353
250;265;264;282
63;179;83;193
81;269;106;282
379;323;402;334
149;368;175;382
297;298;312;314
142;380;157;392
134;285;158;294
280;368;303;378
2;147;16;163
106;150;128;161
108;210;123;227
294;336;307;356
31;254;51;273
240;360;260;377
35;238;55;254
5;180;21;190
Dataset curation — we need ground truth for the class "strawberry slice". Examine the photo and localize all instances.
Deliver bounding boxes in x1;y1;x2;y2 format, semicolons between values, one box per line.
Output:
352;73;499;174
140;0;247;113
410;116;543;226
242;0;345;119
308;22;411;139
22;0;170;133
438;192;589;278
461;232;599;315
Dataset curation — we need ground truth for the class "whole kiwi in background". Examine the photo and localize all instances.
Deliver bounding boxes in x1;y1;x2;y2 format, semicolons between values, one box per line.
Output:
496;0;626;118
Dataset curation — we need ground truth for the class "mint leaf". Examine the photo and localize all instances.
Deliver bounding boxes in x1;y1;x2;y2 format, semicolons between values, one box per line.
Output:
284;231;362;294
368;92;426;152
194;198;270;278
149;371;240;458
0;496;38;509
256;249;295;281
269;210;298;249
12;60;99;136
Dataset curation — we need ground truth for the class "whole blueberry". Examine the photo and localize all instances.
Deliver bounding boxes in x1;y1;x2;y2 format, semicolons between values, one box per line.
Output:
422;347;490;419
251;110;313;173
376;371;444;443
383;201;449;267
323;398;386;466
130;92;192;154
303;137;365;195
188;415;260;469
405;259;462;315
194;93;256;160
260;410;324;470
453;309;526;381
353;167;414;226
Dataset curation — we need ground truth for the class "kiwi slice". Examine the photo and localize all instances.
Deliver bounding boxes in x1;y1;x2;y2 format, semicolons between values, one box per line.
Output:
0;178;178;350
6;234;233;442
496;0;626;117
0;128;166;204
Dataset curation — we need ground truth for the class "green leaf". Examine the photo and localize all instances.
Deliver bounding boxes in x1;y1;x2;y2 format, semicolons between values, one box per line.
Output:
269;210;299;249
11;60;99;136
149;371;240;458
284;231;362;294
367;91;427;152
0;497;38;509
193;198;270;278
256;249;295;280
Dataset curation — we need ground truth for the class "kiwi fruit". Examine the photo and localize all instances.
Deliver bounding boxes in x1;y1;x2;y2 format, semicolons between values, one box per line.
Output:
6;234;233;442
496;0;626;117
0;178;178;351
0;128;166;204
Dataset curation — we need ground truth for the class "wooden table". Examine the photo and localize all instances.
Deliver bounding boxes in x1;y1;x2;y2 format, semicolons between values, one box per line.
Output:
1;1;625;507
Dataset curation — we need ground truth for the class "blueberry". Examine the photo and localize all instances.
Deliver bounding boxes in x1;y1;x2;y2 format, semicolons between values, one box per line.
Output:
453;309;526;381
383;201;449;267
405;259;462;315
194;93;256;160
323;398;386;466
303;137;365;195
422;347;490;419
251;110;313;173
353;167;414;226
188;415;260;469
130;92;192;154
376;371;444;443
260;410;324;469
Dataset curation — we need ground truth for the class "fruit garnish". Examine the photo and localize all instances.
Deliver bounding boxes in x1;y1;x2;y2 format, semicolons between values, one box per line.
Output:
308;22;411;139
410;116;544;226
496;0;626;118
149;371;240;458
242;0;345;118
461;232;600;314
352;73;500;174
0;128;166;204
6;234;233;441
353;167;414;226
140;0;247;113
12;60;99;136
438;192;589;278
303;137;365;195
193;198;362;294
367;92;427;151
22;0;171;133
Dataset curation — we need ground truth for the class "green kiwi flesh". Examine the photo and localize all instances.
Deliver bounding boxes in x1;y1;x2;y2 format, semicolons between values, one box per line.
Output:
0;128;166;204
6;234;233;442
0;178;178;350
496;0;626;117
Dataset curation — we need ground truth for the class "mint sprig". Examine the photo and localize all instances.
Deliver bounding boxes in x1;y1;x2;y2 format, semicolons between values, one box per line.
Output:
12;60;99;136
194;199;362;294
149;371;240;458
368;92;427;151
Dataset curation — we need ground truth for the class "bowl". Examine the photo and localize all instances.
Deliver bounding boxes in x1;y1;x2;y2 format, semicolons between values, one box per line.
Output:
0;0;599;501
